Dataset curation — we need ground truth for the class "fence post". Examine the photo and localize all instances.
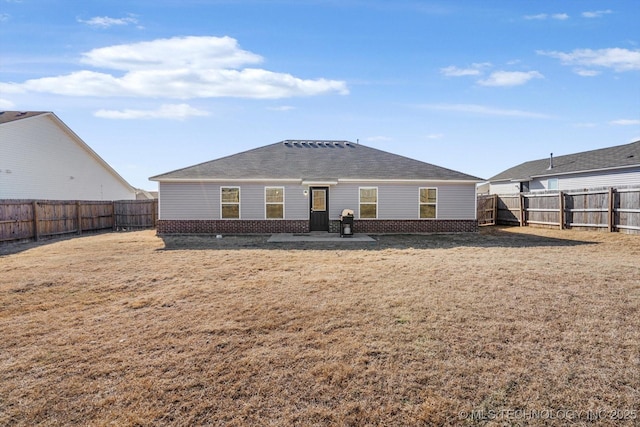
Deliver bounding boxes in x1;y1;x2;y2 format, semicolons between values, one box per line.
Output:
559;191;565;230
519;193;525;226
76;201;82;235
32;200;39;241
112;201;117;231
608;187;614;232
152;199;157;228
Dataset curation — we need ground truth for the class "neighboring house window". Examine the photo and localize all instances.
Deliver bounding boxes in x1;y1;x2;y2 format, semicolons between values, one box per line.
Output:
548;178;559;190
221;187;240;218
265;187;284;219
419;188;437;219
359;187;377;219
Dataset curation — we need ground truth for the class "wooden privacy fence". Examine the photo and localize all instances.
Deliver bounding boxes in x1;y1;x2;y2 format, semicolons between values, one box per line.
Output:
486;187;640;234
0;199;158;243
477;194;497;226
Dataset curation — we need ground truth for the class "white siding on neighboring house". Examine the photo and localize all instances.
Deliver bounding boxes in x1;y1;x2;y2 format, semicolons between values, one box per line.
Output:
0;114;135;200
491;168;640;194
490;181;522;195
531;168;640;191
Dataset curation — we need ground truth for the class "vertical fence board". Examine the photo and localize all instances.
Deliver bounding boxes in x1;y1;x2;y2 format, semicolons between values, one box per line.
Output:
495;195;521;225
477;194;497;226
0;201;35;242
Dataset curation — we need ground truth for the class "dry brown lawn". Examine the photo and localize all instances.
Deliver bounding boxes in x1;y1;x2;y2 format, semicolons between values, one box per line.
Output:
1;228;639;426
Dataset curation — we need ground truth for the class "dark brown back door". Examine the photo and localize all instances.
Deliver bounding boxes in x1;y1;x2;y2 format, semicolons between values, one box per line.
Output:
309;187;329;231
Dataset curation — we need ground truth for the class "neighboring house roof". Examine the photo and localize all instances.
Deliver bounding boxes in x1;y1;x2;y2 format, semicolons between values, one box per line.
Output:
0;111;49;124
489;140;640;182
1;110;136;193
135;189;158;200
150;140;483;182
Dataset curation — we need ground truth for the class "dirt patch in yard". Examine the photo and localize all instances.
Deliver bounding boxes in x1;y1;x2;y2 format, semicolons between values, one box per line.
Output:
1;228;639;426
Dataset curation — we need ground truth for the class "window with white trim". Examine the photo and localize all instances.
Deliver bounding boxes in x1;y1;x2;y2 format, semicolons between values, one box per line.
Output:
359;187;377;219
221;187;240;219
419;187;437;219
547;178;558;190
265;187;284;219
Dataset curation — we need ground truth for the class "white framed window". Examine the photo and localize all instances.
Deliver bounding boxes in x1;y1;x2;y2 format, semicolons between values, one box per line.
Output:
265;187;284;219
220;187;240;219
419;187;437;219
547;178;559;190
359;187;377;219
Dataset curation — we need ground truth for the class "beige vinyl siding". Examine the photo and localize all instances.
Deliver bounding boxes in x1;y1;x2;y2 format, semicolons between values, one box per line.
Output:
158;182;308;220
330;183;476;220
0;114;135;200
159;181;476;221
436;183;476;219
159;182;219;220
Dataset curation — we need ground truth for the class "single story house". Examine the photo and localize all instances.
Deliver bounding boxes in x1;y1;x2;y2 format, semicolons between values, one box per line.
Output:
150;140;483;234
0;111;136;200
488;139;640;194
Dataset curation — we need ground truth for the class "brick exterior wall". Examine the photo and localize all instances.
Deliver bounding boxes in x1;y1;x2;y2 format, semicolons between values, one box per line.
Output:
158;219;478;234
350;219;478;233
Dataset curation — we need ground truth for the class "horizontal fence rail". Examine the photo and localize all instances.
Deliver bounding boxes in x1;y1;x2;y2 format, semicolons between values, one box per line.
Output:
483;187;640;235
0;199;157;243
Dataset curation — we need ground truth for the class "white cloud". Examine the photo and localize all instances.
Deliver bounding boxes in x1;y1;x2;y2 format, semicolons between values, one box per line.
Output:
1;36;349;99
94;104;209;120
440;66;480;77
425;133;444;140
267;105;295;111
477;70;543;87
538;48;640;72
421;103;551;119
572;122;598;128
440;63;491;77
78;15;138;28
0;98;16;109
582;10;612;18
81;36;261;71
574;69;601;77
524;13;568;20
0;13;9;22
609;119;640;126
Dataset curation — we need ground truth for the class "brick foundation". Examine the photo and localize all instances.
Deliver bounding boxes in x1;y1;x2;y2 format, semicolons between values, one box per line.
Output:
157;219;478;234
350;219;478;233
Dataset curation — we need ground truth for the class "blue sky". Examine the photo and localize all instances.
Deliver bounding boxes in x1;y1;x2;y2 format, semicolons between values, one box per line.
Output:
1;0;639;190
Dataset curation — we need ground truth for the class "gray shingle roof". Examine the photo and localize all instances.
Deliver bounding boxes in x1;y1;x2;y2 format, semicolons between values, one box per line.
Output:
151;140;482;182
0;111;48;124
489;140;640;182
